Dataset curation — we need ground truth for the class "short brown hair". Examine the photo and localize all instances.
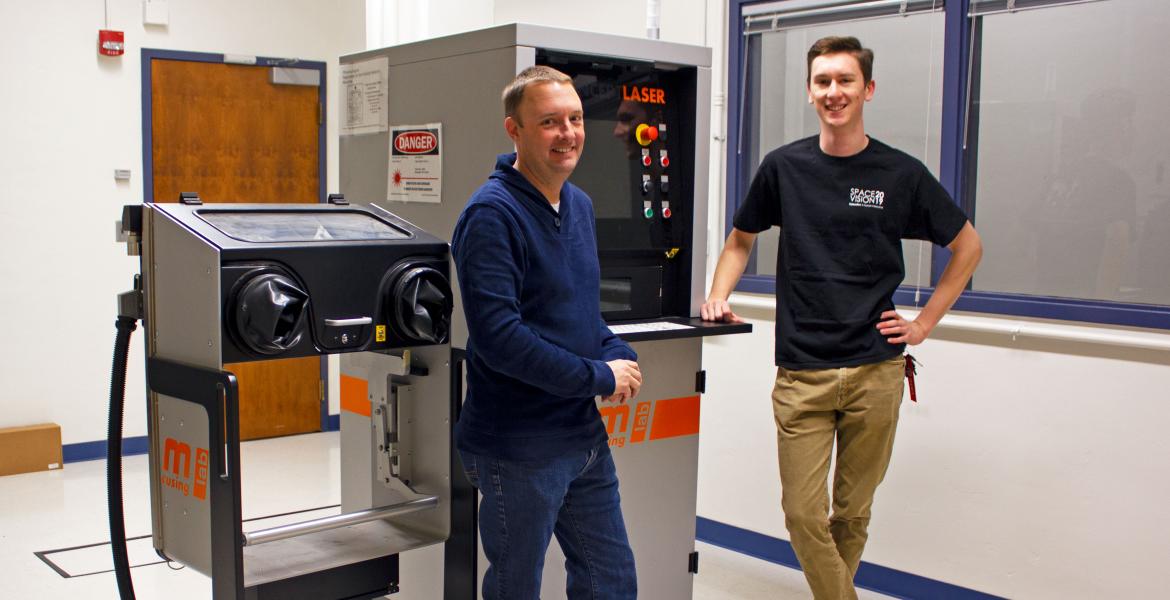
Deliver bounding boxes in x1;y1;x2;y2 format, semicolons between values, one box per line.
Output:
502;65;573;124
807;36;874;84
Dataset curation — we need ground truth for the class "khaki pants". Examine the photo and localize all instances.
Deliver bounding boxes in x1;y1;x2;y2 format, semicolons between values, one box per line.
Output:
772;355;905;600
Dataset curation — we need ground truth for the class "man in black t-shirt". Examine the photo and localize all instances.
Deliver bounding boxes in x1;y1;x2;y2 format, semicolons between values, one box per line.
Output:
701;37;982;599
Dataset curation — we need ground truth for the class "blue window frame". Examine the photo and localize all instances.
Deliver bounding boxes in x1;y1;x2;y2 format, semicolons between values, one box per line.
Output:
725;0;1170;330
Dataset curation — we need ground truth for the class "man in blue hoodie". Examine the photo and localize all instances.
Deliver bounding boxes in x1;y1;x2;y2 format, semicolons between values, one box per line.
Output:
451;65;643;600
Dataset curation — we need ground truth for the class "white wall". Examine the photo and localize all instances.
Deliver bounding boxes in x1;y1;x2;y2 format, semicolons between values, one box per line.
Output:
367;0;495;47
0;0;365;444
699;306;1170;598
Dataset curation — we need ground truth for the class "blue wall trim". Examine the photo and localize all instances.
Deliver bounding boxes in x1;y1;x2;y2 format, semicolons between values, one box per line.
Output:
63;436;150;463
696;517;1006;600
62;419;343;464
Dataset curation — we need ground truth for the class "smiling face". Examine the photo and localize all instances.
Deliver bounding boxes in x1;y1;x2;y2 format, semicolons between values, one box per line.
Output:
807;52;875;133
505;81;585;188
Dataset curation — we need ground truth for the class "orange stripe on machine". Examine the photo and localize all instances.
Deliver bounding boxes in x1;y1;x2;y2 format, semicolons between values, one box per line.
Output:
648;395;701;440
341;375;371;417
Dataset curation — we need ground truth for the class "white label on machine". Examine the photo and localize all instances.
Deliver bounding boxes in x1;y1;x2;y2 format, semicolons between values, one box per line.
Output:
340;57;388;135
388;123;442;203
608;321;694;334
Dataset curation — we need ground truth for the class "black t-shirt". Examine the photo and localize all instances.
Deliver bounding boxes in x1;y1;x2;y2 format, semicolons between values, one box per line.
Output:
734;136;969;369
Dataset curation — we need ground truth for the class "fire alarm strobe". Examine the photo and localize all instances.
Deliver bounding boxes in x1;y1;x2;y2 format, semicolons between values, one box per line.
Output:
98;30;124;56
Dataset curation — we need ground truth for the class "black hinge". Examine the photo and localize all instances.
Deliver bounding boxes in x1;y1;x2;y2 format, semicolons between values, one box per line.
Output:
327;193;348;205
178;191;202;205
695;370;706;394
121;204;142;234
688;550;699;574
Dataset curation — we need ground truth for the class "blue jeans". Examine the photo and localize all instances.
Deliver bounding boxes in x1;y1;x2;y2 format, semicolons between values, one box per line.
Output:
459;443;637;600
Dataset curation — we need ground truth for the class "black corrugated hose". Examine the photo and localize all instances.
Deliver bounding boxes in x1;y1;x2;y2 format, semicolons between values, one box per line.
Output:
109;315;138;600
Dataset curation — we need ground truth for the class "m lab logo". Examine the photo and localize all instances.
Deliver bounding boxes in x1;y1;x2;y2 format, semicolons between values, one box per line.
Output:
598;395;701;449
161;437;210;501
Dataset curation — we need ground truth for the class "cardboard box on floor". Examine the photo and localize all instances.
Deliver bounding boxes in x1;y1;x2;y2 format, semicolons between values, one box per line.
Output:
0;423;63;476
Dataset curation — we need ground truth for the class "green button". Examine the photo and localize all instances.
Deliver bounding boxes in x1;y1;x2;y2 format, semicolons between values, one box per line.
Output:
643;207;654;218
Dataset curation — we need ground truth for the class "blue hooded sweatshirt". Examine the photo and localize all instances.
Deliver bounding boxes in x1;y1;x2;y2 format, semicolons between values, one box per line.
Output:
451;153;637;461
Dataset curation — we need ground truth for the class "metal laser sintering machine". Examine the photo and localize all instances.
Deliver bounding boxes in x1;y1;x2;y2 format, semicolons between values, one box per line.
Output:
341;24;751;600
119;196;458;599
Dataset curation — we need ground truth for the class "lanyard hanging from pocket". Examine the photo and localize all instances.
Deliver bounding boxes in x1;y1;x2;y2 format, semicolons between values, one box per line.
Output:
904;354;921;402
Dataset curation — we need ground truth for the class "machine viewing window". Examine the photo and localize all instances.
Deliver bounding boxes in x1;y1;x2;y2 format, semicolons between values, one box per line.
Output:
968;0;1170;307
555;53;686;251
600;278;634;313
540;50;698;321
199;211;410;243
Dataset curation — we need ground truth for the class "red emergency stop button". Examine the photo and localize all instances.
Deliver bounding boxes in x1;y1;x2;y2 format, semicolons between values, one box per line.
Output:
635;123;659;146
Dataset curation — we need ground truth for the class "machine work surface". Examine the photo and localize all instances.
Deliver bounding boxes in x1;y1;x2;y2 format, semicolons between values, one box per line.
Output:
611;318;753;342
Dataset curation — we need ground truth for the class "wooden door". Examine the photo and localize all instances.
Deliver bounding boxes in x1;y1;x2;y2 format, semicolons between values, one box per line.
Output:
149;55;324;440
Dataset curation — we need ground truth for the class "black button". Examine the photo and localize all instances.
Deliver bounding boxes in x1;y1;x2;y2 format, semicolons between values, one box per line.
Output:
554;218;561;227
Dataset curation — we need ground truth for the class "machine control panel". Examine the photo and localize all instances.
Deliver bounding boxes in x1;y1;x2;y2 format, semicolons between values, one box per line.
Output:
543;51;697;321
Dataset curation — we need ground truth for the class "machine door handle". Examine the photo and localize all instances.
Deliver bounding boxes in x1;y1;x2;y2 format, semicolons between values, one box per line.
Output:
325;317;373;326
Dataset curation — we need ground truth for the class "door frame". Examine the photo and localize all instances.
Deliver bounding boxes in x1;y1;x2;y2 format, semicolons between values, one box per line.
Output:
140;48;331;432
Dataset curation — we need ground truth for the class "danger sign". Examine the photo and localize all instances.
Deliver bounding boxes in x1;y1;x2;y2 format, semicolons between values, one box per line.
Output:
388;123;442;203
393;130;438;155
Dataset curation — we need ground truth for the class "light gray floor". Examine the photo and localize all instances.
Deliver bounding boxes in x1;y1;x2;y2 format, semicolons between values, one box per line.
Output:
0;432;893;599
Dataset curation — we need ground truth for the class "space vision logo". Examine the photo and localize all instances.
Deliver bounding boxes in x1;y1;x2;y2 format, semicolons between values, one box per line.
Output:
161;437;209;501
849;187;885;209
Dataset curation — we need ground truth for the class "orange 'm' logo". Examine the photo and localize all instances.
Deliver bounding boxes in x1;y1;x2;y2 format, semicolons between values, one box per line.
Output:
160;437;209;501
599;405;630;434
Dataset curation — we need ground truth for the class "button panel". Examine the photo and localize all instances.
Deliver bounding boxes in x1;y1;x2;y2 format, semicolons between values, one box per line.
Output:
631;120;674;222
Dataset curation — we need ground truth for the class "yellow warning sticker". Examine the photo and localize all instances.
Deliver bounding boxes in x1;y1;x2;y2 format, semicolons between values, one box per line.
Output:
376;325;387;342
